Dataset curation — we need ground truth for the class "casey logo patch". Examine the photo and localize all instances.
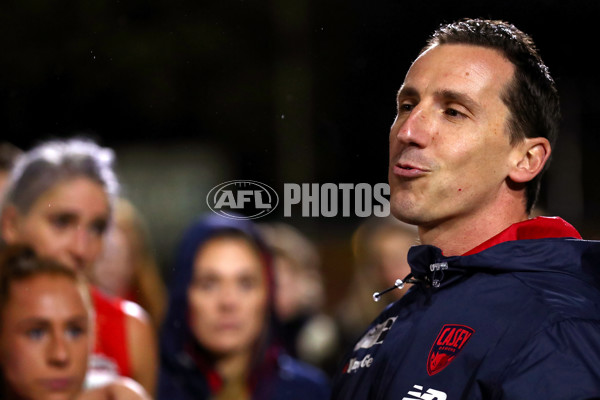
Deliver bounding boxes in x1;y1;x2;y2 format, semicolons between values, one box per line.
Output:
427;324;474;376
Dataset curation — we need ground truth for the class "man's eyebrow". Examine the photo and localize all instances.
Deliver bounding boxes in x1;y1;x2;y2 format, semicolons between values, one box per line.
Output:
435;89;481;113
396;86;419;101
396;87;482;114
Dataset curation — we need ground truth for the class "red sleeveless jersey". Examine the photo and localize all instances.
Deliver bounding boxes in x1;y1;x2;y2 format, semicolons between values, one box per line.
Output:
90;286;131;378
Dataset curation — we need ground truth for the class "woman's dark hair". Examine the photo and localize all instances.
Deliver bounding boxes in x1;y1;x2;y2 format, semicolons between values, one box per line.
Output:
424;18;559;212
0;245;82;313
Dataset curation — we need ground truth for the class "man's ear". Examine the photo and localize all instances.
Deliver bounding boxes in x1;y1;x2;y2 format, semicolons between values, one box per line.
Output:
1;205;22;244
508;137;552;183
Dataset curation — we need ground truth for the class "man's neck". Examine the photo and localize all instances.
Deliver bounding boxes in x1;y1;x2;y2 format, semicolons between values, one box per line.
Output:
418;205;529;256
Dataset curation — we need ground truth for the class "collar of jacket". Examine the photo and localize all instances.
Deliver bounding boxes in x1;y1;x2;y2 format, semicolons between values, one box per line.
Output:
406;216;582;288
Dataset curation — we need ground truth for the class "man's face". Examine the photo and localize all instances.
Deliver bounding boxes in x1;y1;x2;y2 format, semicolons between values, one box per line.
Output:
389;44;518;229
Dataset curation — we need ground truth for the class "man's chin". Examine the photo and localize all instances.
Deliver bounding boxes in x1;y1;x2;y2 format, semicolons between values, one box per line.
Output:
389;204;421;226
389;191;421;225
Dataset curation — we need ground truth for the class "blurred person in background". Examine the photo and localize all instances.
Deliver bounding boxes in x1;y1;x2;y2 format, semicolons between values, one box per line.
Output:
0;142;22;197
0;245;150;400
0;138;157;395
92;197;166;329
335;215;418;350
258;222;339;375
158;214;330;400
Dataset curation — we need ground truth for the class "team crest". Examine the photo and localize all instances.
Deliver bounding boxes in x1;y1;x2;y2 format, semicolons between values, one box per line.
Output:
427;324;474;376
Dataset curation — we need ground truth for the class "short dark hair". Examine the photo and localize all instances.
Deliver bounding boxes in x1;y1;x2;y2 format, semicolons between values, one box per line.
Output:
424;18;559;212
0;245;80;313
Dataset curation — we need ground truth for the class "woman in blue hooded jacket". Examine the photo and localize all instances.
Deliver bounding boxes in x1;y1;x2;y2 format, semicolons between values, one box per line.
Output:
158;214;330;400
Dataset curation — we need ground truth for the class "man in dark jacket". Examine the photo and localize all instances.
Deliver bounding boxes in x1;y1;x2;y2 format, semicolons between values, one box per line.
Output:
331;18;600;399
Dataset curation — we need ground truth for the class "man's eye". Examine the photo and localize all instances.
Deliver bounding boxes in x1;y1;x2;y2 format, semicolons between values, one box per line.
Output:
398;103;414;113
444;108;465;118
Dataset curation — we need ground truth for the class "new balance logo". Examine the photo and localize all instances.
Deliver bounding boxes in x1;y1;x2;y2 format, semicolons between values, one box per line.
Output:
402;385;447;400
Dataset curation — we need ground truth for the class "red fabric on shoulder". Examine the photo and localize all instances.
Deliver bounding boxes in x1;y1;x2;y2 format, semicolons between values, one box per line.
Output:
91;286;131;377
463;216;581;256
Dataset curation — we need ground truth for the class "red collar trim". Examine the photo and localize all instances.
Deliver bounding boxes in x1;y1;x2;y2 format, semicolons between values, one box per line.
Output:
206;369;223;393
462;216;581;256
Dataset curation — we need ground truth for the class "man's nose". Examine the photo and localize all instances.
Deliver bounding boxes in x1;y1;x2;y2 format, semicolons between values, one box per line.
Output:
392;106;433;148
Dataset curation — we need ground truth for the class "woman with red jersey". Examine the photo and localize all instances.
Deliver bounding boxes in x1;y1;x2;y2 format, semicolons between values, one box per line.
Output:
0;138;157;395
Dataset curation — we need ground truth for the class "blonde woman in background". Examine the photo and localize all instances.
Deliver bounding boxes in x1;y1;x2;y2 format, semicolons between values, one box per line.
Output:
335;216;418;350
92;197;166;329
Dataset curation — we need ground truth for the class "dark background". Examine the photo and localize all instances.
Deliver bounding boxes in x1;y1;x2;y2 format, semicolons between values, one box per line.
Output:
2;0;599;302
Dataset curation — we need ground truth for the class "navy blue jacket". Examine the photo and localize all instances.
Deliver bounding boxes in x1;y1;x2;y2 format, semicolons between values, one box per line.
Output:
332;217;600;399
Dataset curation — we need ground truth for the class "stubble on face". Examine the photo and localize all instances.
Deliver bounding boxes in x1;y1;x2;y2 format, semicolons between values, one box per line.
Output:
388;44;516;234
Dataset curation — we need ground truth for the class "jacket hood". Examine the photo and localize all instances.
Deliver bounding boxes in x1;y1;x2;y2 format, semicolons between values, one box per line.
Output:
406;217;600;290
